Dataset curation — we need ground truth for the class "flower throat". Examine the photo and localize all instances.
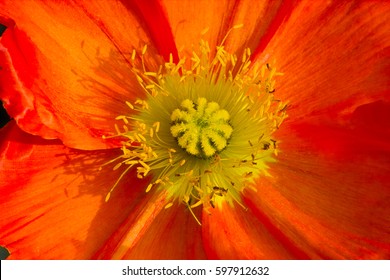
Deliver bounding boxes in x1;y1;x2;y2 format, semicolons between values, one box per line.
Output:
103;26;287;225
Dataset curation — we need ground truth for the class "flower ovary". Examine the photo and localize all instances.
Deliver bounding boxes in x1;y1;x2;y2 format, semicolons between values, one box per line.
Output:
170;98;233;158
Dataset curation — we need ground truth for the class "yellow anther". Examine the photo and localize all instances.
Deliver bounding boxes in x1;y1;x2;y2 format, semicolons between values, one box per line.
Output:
113;162;122;171
139;160;150;169
169;53;173;64
164;202;173;209
201;27;209;35
146;84;155;89
144;72;157;77
137;133;146;142
146;183;153;193
142;45;148;55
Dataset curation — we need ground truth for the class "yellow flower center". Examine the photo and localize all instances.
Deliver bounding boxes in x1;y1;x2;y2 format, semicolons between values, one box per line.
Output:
170;98;233;158
103;27;287;224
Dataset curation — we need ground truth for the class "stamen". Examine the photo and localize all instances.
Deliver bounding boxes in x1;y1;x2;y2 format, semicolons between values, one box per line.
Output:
103;27;288;224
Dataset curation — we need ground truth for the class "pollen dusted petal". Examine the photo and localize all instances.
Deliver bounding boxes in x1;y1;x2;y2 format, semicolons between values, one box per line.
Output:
260;1;390;120
0;122;148;259
0;0;163;149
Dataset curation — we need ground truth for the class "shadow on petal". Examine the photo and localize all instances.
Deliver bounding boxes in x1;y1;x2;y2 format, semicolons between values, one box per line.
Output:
0;122;150;259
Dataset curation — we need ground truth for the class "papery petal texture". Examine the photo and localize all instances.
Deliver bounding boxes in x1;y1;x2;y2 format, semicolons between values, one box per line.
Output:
202;204;297;259
0;122;150;259
246;112;390;259
0;0;170;149
163;0;294;59
96;202;206;259
260;1;390;120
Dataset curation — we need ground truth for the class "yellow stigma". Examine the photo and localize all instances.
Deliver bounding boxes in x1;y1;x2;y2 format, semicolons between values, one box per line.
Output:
170;98;233;158
103;27;288;225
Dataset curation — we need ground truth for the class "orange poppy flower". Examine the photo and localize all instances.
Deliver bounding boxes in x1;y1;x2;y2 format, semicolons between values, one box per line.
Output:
1;0;389;260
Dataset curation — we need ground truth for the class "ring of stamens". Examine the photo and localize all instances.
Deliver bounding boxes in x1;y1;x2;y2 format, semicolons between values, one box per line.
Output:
170;98;233;158
103;25;288;225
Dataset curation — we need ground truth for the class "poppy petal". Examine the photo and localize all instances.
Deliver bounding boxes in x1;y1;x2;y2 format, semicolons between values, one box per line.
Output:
259;1;390;118
0;0;162;149
120;0;178;62
201;203;295;259
162;0;291;58
112;203;206;259
94;191;167;259
0;121;148;259
246;105;390;259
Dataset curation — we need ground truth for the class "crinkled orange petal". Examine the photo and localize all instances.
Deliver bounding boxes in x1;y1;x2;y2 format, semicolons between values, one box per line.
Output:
0;0;166;149
0;121;149;259
258;1;390;119
162;0;293;59
201;203;295;259
246;105;390;259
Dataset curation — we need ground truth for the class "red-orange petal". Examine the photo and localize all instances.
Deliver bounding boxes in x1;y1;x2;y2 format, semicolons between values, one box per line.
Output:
94;190;166;259
257;1;390;119
161;0;291;60
246;108;390;259
245;3;390;258
0;0;164;149
111;203;206;259
121;0;178;63
201;203;295;259
0;121;149;259
95;189;206;260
